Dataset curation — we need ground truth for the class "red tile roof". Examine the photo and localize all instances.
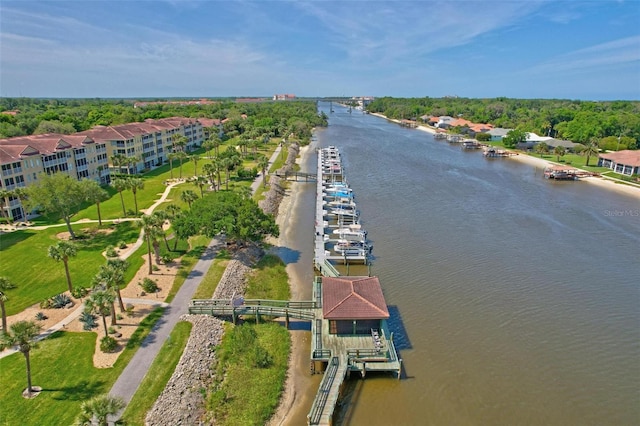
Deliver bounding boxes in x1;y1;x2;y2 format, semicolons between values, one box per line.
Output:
322;276;389;320
599;150;640;167
0;133;97;162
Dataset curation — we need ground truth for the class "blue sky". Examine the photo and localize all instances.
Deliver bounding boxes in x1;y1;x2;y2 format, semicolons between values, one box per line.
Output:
1;0;639;100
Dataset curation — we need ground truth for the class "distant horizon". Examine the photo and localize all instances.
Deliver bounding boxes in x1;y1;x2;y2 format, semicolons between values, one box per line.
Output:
3;95;639;102
2;1;639;100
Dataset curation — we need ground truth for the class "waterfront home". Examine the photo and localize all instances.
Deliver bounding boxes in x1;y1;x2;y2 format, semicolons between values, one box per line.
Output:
597;150;640;176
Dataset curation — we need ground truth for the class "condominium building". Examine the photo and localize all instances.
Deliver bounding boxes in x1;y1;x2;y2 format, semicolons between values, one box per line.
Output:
78;117;204;173
0;134;110;221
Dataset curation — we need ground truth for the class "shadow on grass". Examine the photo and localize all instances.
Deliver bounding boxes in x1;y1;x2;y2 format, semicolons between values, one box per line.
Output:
0;229;35;250
47;379;107;401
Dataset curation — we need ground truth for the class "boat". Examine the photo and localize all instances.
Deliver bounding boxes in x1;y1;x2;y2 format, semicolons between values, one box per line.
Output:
333;226;367;241
333;239;372;255
544;166;578;180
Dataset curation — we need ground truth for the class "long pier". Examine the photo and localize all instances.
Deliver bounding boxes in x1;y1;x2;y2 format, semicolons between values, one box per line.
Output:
189;146;401;426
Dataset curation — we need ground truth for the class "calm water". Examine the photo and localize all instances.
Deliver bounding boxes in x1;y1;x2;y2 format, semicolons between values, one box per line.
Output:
283;103;640;426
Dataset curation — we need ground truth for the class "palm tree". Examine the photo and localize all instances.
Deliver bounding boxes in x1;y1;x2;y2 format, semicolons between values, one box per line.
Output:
0;276;16;333
258;154;269;188
554;146;566;162
112;178;128;216
534;142;549;158
202;163;216;191
583;139;600;166
0;189;11;223
128;178;144;214
84;181;109;227
180;190;198;209
171;134;188;152
191;154;200;177
75;394;125;426
110;154;127;174
48;241;77;293
175;151;189;179
126;155;139;175
193;175;208;197
93;262;126;323
85;288;115;336
140;214;161;275
167;152;177;180
0;320;42;398
211;157;223;190
150;211;170;251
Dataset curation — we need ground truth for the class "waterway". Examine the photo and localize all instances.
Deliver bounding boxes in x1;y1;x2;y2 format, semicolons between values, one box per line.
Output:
283;103;639;425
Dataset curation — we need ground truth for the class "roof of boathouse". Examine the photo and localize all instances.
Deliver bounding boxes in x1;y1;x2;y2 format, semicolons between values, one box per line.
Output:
322;276;390;320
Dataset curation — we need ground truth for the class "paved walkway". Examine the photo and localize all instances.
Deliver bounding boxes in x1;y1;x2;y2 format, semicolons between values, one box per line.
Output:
109;237;222;404
0;181;184;359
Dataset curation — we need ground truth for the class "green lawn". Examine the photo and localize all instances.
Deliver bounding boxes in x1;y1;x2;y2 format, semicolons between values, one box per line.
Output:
0;221;141;315
0;307;164;425
121;321;193;426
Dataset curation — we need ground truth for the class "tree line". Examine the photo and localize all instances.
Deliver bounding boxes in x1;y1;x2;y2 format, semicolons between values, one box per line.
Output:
0;98;327;141
367;97;640;149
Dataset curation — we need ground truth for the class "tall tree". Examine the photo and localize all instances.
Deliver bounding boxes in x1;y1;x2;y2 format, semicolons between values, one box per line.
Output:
554;146;566;162
191;154;200;177
583;138;600;166
175;151;189;179
167;152;177;180
84;180;109;226
24;173;90;239
0;320;42;398
171;134;188;152
0;276;16;333
180;190;198;209
84;288;115;336
93;261;127;320
112;178;128;217
202;163;217;192
75;394;125;426
257;154;269;188
110;154;127;174
193;175;208;197
0;189;11;223
140;214;162;275
48;241;78;293
128;178;144;214
126;155;140;175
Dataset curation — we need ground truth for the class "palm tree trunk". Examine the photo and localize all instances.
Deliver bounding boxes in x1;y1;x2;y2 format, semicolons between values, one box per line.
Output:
133;192;138;213
116;288;125;312
97;201;103;227
147;235;153;275
101;314;108;336
110;302;117;326
119;191;126;216
169;159;174;179
63;260;73;293
24;351;32;396
0;300;6;333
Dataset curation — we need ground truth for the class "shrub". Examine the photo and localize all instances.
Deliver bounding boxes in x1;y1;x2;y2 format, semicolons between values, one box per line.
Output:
39;299;53;309
118;241;128;249
152;265;160;272
79;311;98;330
125;304;135;317
71;286;89;299
116;314;123;320
35;312;48;321
476;132;491;142
105;245;118;257
51;293;72;309
108;326;116;335
139;278;159;293
161;253;173;264
100;336;118;352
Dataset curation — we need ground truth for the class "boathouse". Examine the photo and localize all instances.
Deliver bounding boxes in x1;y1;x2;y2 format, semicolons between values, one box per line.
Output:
322;276;389;335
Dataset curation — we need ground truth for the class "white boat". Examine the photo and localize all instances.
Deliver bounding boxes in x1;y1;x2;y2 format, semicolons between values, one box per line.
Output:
333;239;372;256
333;227;367;241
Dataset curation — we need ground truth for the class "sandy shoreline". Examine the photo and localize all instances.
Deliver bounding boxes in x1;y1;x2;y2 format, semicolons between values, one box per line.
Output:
268;142;315;426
